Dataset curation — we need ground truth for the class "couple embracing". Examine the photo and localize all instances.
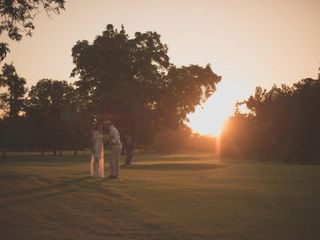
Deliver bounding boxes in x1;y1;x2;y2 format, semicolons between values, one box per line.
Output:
91;119;122;179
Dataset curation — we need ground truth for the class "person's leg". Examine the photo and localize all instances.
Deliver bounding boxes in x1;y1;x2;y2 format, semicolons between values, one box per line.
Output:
108;156;113;176
94;158;99;176
114;145;122;176
109;145;122;177
99;155;104;178
109;146;117;177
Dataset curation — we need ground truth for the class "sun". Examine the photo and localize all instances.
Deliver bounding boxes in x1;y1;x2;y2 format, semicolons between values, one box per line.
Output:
188;106;229;137
187;79;251;137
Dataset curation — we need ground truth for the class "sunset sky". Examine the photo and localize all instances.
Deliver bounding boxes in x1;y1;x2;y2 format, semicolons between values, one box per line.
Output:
1;0;320;136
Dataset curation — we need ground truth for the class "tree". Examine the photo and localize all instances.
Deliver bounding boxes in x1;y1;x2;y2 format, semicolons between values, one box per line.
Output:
63;87;93;156
26;79;75;155
0;117;3;160
0;63;27;118
0;0;65;61
71;24;221;163
0;63;27;161
151;126;192;153
221;71;320;163
220;111;257;159
290;78;320;162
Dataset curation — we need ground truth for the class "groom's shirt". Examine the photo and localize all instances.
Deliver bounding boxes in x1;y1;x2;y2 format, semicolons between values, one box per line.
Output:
109;125;121;145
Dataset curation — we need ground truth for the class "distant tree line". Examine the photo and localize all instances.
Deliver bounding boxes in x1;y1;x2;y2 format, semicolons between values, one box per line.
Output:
0;24;221;161
0;64;92;160
149;127;216;153
221;70;320;163
0;63;216;160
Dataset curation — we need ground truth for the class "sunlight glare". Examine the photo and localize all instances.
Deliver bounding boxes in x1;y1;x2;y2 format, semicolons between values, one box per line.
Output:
188;76;252;137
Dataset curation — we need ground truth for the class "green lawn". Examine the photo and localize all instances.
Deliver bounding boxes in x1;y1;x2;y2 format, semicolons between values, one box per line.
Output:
0;153;319;240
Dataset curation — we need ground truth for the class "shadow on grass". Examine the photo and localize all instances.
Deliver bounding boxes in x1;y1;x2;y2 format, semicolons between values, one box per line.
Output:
0;173;39;181
0;163;224;208
0;175;121;207
122;163;225;171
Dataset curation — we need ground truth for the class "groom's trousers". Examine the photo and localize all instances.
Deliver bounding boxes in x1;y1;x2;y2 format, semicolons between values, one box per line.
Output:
109;144;122;177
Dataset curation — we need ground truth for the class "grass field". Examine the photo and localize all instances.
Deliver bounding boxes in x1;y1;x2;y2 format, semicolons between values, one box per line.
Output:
1;152;320;240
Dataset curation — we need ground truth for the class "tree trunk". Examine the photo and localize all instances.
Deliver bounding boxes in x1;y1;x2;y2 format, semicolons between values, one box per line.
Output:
74;149;77;156
124;142;134;165
122;135;134;165
54;147;57;156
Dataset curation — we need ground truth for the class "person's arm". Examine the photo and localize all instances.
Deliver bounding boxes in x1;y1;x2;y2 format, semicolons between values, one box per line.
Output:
103;134;110;142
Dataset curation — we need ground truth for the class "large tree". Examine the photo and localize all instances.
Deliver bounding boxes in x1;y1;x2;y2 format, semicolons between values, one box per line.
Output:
0;63;27;160
0;63;27;118
63;87;93;156
0;0;65;61
221;71;320;163
220;107;258;159
71;24;221;163
26;79;76;155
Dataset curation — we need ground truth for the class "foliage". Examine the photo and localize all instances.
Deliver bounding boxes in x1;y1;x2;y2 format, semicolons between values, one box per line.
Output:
0;63;28;160
221;74;320;163
26;79;91;155
71;24;221;161
150;126;192;152
0;63;27;118
0;0;65;61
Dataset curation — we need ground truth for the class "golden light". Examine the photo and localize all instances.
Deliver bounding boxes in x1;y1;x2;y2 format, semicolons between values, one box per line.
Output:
188;77;252;137
2;0;318;134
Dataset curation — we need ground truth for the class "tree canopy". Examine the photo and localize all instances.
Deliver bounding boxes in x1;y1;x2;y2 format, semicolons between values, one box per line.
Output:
26;79;91;155
0;63;27;160
71;24;221;160
0;63;27;118
221;72;320;163
0;0;65;61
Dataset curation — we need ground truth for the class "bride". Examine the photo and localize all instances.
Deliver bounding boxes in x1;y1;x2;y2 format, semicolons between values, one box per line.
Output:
91;122;106;178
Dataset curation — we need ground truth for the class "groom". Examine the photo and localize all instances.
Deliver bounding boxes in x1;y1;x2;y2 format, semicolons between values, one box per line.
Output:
103;119;122;178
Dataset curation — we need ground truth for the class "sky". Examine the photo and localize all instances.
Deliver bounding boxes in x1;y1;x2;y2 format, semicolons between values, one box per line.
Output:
1;0;320;136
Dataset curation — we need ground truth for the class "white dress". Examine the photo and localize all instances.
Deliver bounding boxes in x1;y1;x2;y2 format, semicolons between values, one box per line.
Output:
90;131;105;178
